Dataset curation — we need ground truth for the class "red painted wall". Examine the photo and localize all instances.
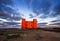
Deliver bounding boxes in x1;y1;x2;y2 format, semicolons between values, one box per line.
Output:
26;21;33;28
21;18;37;29
22;18;26;29
33;19;37;28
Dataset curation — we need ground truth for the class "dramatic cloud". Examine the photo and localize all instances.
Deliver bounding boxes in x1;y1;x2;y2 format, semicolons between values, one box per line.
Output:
0;0;60;26
0;0;22;21
24;0;60;23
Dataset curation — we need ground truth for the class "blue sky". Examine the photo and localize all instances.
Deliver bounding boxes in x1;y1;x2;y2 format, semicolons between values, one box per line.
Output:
0;0;60;25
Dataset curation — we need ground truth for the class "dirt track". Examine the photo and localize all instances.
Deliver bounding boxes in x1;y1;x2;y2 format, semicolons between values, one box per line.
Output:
0;29;60;41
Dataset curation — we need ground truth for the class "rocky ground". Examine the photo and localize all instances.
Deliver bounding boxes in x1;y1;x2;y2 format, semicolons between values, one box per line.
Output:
0;28;60;41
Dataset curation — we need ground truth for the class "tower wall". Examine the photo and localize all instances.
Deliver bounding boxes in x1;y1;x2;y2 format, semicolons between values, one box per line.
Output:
22;18;26;29
33;19;37;28
21;18;37;29
26;21;33;28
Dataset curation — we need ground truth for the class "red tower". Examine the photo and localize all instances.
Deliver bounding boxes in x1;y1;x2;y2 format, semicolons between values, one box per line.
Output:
22;18;26;29
26;21;33;28
21;18;37;29
33;19;37;28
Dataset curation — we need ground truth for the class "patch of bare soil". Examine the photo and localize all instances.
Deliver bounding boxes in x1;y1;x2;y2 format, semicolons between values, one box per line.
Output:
0;28;60;41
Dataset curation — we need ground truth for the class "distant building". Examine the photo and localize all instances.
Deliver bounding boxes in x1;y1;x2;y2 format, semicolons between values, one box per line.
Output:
21;18;37;29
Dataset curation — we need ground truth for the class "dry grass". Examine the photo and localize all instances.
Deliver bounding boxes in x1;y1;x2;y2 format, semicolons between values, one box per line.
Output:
0;28;60;41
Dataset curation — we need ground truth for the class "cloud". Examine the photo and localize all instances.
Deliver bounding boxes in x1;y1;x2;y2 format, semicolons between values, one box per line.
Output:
29;14;34;18
25;0;60;18
54;3;60;15
38;22;47;26
0;0;13;5
0;1;22;21
0;0;60;25
51;20;60;22
25;0;52;15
